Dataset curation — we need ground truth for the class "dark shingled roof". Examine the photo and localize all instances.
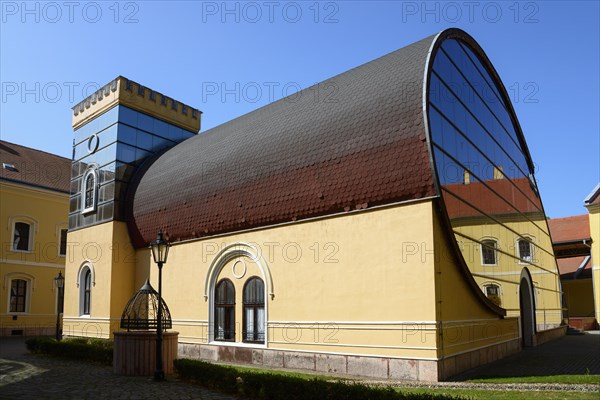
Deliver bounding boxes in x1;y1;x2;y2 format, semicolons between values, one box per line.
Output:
128;34;438;247
0;140;71;193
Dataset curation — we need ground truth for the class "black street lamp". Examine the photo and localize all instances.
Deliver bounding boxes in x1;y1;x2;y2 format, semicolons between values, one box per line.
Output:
150;230;170;381
54;272;65;341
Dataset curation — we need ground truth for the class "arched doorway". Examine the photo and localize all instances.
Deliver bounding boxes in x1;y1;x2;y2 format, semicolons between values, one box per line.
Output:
519;270;536;347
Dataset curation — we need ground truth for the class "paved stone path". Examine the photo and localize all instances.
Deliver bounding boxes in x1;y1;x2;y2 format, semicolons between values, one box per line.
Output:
365;333;600;393
1;334;598;398
0;338;237;400
451;333;600;380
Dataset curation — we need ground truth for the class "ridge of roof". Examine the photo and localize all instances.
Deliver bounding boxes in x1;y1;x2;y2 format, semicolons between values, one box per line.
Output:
129;33;439;247
0;139;71;193
0;140;70;162
584;183;600;205
547;214;591;244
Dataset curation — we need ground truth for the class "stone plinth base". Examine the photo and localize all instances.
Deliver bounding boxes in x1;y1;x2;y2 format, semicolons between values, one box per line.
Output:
113;331;179;376
534;325;567;346
179;343;440;381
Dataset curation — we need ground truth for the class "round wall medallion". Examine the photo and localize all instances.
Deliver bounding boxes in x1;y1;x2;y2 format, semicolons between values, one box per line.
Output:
87;134;100;153
232;259;247;279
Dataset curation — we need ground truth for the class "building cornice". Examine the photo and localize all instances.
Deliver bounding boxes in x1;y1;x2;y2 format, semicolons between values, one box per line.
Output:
71;76;202;133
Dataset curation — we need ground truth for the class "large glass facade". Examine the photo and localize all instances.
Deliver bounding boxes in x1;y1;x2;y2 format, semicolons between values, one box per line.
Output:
69;105;195;230
428;38;561;328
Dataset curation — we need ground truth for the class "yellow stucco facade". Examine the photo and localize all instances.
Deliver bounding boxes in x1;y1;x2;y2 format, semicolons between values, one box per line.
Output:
61;30;568;378
62;221;135;338
586;201;600;324
452;215;562;331
0;180;68;336
64;199;524;379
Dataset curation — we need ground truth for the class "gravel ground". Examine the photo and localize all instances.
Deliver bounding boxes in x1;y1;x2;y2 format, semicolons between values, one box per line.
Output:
363;379;600;392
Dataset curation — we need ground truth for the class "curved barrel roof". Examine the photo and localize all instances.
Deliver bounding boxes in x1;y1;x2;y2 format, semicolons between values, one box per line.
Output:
128;34;439;247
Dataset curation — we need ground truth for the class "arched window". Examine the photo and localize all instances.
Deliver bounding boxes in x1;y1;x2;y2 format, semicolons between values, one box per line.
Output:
83;270;91;314
79;265;93;315
480;239;498;266
214;279;235;341
12;222;32;251
243;277;265;343
484;283;502;307
9;279;28;313
517;238;534;263
82;168;97;214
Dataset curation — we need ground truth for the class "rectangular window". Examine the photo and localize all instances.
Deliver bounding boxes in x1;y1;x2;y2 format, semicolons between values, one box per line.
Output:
59;229;68;256
13;222;31;251
10;280;27;313
485;284;501;306
481;240;497;265
215;307;235;340
519;239;532;262
486;285;499;296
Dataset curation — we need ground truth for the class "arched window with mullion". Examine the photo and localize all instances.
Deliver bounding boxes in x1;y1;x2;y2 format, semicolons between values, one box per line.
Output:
83;270;92;315
215;279;235;341
243;277;265;343
82;168;97;214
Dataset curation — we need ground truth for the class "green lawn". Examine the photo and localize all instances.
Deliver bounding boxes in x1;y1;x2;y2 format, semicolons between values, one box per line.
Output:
468;374;600;384
397;388;600;400
199;362;599;400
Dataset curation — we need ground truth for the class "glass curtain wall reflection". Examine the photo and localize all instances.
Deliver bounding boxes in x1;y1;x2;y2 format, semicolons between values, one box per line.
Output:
428;39;561;329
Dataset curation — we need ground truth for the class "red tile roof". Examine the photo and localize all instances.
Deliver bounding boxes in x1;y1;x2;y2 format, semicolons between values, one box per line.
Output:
557;255;591;278
548;215;591;244
128;35;438;247
443;177;544;220
0;140;71;193
557;256;587;275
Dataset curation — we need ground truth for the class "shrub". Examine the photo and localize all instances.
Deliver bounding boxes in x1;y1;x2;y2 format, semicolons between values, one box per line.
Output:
174;359;466;400
25;337;113;365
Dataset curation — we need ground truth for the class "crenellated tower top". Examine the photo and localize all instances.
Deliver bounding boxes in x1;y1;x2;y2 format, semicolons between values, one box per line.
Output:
71;76;201;133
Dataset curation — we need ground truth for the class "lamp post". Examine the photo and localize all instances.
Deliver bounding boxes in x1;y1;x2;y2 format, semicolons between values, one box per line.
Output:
150;230;170;381
54;272;65;341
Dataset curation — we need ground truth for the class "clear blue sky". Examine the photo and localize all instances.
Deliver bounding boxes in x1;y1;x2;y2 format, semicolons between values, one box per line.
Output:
1;1;598;218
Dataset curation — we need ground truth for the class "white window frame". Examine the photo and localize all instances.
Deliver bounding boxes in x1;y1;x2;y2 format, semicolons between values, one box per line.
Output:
77;263;95;316
81;168;98;214
5;274;34;314
205;243;271;348
9;216;37;253
517;237;535;265
480;239;498;266
482;282;502;306
483;283;501;296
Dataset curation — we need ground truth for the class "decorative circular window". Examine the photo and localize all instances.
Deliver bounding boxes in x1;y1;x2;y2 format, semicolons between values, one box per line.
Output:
232;259;247;279
87;134;100;153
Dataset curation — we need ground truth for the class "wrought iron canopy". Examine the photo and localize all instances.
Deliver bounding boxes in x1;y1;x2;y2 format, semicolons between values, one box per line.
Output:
120;280;172;331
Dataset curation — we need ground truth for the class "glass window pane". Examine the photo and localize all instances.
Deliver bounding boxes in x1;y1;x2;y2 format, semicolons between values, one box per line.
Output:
13;222;31;251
